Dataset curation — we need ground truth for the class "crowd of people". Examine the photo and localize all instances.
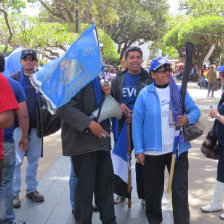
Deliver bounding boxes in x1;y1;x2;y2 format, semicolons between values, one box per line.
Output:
175;63;223;99
0;46;224;224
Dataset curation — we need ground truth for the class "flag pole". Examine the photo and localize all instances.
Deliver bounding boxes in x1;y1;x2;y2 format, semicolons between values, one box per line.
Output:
167;42;194;193
126;123;132;208
167;128;180;193
167;155;176;193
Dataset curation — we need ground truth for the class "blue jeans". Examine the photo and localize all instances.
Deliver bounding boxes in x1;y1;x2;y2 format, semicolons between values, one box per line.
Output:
13;127;42;196
69;157;77;211
0;142;15;224
200;77;205;88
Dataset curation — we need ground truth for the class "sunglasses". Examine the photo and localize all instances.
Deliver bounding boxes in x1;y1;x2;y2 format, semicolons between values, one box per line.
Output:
23;57;36;61
154;67;172;73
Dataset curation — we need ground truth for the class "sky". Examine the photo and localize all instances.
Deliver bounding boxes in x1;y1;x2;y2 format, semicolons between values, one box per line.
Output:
168;0;180;15
23;2;40;16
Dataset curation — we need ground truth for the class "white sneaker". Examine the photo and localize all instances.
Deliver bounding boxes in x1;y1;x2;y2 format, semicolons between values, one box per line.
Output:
220;213;224;220
114;193;121;204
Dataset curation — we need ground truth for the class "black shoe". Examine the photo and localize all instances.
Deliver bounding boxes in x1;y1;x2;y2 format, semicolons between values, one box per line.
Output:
13;222;26;224
13;196;21;208
26;191;44;202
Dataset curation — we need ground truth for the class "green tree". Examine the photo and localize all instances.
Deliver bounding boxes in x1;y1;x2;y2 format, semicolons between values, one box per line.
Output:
38;0;118;27
165;15;224;68
149;41;179;59
164;15;192;58
36;0;169;59
179;0;224;17
0;0;35;53
105;0;169;59
0;13;119;62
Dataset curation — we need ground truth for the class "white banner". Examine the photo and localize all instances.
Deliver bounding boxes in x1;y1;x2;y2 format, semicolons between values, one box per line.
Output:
203;44;215;65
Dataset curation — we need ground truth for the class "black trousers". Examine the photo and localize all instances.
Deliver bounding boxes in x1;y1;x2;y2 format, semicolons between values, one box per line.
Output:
129;124;145;199
72;150;116;224
217;144;224;183
144;152;190;224
135;162;145;199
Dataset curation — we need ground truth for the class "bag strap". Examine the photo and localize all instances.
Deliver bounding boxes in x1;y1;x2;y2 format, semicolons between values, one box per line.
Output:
211;120;217;132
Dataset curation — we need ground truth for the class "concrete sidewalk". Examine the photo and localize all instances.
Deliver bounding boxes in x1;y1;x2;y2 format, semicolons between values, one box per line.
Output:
14;82;224;224
14;155;173;224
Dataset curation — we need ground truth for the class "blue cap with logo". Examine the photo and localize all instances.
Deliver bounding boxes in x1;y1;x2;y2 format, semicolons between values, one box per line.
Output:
149;56;172;73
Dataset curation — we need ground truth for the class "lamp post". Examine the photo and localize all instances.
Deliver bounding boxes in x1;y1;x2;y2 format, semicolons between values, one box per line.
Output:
75;0;78;33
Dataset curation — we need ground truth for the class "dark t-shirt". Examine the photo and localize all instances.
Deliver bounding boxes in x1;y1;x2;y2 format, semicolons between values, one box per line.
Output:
24;75;37;122
122;71;141;110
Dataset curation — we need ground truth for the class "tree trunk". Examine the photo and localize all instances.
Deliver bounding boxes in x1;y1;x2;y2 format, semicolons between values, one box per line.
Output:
0;9;12;54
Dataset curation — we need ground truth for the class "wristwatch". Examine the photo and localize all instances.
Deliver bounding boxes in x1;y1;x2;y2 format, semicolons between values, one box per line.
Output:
216;113;221;120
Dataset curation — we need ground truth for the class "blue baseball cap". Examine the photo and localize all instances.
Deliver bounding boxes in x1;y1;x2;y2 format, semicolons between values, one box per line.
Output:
217;65;224;72
149;56;172;72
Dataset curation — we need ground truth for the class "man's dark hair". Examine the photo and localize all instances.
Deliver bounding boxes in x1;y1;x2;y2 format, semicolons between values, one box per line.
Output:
0;54;5;73
124;46;143;59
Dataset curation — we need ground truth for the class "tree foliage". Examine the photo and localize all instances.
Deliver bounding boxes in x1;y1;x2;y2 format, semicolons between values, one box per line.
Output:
0;13;119;62
104;0;169;59
165;15;224;67
36;0;169;59
0;0;35;53
0;0;171;62
38;0;118;27
179;0;224;17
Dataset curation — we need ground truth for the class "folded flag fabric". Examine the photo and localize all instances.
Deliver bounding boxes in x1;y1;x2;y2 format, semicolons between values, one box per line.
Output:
111;122;132;198
30;25;103;114
3;46;23;77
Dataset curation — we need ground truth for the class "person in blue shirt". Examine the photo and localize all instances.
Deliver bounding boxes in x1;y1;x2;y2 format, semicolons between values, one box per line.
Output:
132;56;200;224
111;46;152;205
0;53;29;224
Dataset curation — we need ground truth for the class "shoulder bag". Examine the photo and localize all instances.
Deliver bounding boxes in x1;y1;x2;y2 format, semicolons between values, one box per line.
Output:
200;121;219;160
182;104;205;141
183;119;205;142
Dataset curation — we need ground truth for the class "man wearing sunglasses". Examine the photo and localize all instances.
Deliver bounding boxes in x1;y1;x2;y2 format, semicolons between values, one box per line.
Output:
132;56;200;224
10;49;44;209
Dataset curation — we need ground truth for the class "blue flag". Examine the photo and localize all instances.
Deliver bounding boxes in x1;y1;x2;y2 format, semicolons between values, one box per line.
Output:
3;46;23;77
112;122;132;198
30;25;103;114
112;123;128;162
